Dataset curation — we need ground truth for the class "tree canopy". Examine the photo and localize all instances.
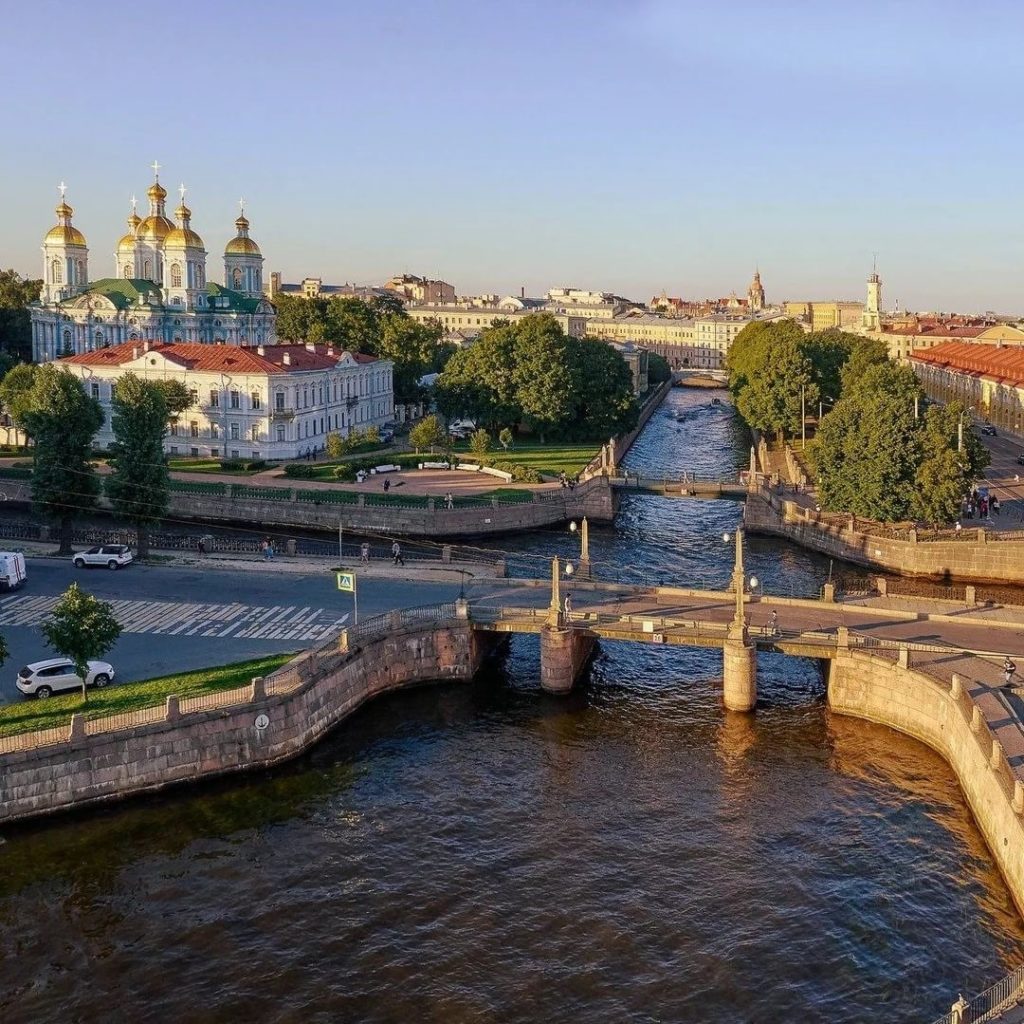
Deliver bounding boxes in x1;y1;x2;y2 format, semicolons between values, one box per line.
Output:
42;583;122;702
435;315;637;442
272;293;444;405
0;269;41;362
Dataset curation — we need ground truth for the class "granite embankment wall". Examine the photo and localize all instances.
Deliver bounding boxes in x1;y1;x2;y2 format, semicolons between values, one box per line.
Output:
0;476;618;538
745;490;1024;585
829;650;1024;920
0;611;496;825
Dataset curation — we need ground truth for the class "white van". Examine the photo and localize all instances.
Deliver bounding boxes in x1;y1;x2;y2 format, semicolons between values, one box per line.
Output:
0;552;26;591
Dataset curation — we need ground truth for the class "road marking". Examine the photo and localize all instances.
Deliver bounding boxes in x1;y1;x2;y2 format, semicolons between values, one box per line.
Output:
0;595;350;643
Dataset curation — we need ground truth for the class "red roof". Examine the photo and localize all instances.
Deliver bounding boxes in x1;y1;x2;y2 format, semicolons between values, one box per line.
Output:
58;341;378;374
910;341;1024;388
885;324;986;338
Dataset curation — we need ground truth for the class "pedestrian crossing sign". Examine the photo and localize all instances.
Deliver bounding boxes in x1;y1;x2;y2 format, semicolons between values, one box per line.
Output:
336;571;356;593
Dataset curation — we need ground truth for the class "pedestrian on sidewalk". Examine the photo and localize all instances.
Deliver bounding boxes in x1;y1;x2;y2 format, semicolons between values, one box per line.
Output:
1003;657;1016;688
360;542;369;564
564;594;573;620
955;521;962;534
992;496;1001;516
445;491;454;510
392;541;404;566
383;478;391;493
198;537;206;555
261;538;270;560
768;609;779;637
267;539;275;560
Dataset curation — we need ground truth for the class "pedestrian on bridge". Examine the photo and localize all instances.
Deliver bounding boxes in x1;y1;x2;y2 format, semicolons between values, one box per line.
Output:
360;542;370;564
392;541;404;567
768;609;779;637
1003;657;1016;688
564;594;573;620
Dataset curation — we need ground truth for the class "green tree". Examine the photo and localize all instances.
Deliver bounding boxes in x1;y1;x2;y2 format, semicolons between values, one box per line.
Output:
409;414;446;452
23;366;103;554
839;335;889;394
0;362;38;442
105;372;171;559
154;379;193;417
364;424;381;445
375;314;440;405
326;432;344;460
567;338;638;440
499;427;514;451
41;583;122;702
0;269;42;362
511;316;577;440
647;351;672;384
469;428;491;457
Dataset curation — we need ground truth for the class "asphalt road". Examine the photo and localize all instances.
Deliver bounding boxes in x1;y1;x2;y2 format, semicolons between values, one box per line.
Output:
982;431;1024;521
0;559;463;705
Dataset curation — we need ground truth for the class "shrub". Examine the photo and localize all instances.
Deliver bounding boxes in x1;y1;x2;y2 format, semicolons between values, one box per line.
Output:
283;463;318;479
469;428;491;457
491;460;542;483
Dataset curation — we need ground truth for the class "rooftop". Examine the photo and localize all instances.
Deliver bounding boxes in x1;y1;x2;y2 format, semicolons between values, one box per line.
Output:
910;342;1024;387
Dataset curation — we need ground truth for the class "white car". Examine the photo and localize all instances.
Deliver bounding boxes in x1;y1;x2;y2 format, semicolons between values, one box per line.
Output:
72;544;134;570
16;658;115;699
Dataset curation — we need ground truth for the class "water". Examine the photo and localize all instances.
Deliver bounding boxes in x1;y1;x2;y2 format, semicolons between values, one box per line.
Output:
0;386;1021;1023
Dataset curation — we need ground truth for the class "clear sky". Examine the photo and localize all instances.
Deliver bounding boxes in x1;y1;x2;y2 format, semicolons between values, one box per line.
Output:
2;0;1022;313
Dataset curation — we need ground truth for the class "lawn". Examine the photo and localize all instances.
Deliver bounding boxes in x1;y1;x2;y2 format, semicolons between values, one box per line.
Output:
453;443;599;476
0;653;295;738
168;458;272;476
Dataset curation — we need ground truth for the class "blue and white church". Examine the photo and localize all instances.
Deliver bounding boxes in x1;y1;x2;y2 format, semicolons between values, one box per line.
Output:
31;166;277;363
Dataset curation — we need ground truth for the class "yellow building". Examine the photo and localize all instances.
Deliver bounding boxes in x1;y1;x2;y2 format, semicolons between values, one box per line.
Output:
784;300;864;330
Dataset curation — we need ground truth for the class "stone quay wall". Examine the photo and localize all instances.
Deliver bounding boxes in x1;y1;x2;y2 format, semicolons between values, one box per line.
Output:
744;490;1024;585
828;650;1024;920
0;612;493;826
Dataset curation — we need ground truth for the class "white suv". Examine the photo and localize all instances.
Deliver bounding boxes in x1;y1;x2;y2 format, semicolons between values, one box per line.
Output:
72;545;134;570
16;658;115;699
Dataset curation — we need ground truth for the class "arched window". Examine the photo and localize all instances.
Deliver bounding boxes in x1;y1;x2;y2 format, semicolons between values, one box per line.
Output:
197;265;204;287
75;260;84;283
123;264;132;279
171;263;182;288
94;330;103;349
62;329;72;349
232;268;242;289
143;259;152;280
52;259;62;284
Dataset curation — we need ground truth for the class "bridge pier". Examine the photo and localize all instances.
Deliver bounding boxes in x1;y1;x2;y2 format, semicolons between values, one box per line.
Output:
540;625;595;695
723;630;757;711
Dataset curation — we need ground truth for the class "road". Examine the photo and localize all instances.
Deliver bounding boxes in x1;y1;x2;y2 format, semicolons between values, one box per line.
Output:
982;431;1024;522
0;559;462;705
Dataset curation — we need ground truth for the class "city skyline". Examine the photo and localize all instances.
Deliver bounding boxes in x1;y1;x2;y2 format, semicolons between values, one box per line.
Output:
3;0;1023;312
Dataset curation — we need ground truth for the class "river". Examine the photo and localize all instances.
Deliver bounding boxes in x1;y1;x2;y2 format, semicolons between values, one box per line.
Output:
0;386;1020;1023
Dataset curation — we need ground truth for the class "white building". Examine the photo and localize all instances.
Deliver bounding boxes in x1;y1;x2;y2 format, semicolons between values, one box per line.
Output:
59;341;393;460
32;172;277;363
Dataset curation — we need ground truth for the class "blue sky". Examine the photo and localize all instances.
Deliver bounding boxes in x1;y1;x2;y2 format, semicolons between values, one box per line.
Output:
2;0;1022;312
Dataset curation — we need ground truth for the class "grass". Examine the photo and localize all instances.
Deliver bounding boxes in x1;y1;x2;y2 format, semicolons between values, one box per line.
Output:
453;443;598;476
0;653;295;738
168;458;271;476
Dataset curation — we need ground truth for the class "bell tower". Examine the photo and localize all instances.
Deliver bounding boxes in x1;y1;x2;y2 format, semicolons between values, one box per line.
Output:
863;259;882;331
40;183;89;304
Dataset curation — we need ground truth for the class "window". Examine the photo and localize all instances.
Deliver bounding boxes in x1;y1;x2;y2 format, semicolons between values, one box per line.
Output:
275;392;285;411
232;268;242;289
123;265;131;279
276;425;285;442
62;329;72;349
251;391;261;410
211;423;219;439
51;258;62;284
94;330;103;348
190;421;199;438
171;263;182;288
231;449;240;459
251;424;260;442
170;446;179;455
191;447;199;457
90;382;99;400
230;390;240;409
210;389;220;408
230;423;239;440
169;422;178;436
189;388;199;406
143;259;152;280
210;447;219;456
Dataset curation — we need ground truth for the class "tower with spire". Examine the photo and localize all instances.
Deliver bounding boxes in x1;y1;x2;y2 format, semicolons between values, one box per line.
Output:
747;268;765;312
163;184;208;310
863;260;882;331
40;184;89;305
223;199;264;297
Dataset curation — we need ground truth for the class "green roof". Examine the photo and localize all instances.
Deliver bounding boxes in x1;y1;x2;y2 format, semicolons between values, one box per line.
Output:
206;282;261;313
70;278;163;310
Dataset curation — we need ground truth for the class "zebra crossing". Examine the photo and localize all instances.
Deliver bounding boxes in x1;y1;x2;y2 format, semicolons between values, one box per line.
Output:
0;594;349;642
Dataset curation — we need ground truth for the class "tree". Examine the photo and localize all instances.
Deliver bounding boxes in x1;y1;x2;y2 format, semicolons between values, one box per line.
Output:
105;372;171;559
567;338;638;440
511;316;577;440
0;269;42;362
469;428;491;457
154;379;193;418
41;583;121;702
499;427;514;451
23;366;103;554
326;432;344;460
374;314;440;405
409;414;446;453
0;362;38;443
647;351;672;384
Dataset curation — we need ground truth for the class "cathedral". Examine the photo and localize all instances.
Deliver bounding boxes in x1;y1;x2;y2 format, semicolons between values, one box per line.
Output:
31;167;276;363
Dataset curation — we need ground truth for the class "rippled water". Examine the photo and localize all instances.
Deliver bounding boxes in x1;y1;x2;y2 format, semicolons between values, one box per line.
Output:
0;386;1021;1023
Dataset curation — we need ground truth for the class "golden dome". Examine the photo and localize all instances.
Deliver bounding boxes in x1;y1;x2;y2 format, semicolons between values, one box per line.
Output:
165;226;205;249
56;200;73;218
45;224;87;246
225;235;261;255
117;233;137;252
137;214;175;241
147;181;167;202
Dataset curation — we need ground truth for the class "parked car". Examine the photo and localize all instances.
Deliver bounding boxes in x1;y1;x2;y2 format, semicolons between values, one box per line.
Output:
16;658;115;699
0;551;26;591
1016;453;1024;466
72;544;134;570
380;428;395;443
981;424;997;436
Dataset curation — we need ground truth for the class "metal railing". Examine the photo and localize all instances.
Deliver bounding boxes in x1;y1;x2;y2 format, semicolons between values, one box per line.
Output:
928;964;1024;1024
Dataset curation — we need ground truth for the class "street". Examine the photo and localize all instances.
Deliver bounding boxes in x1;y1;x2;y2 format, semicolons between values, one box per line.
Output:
982;431;1024;521
0;559;462;705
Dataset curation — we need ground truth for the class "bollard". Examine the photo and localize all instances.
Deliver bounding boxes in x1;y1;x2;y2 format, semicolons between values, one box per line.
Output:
898;645;910;669
455;597;469;619
250;675;265;702
165;695;180;722
442;545;452;563
68;712;86;742
990;739;1003;771
964;585;976;606
427;497;435;511
971;705;983;733
875;576;888;596
822;582;835;603
338;629;349;654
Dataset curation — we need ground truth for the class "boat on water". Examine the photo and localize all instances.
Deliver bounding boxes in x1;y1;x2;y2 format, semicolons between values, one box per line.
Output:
711;398;722;406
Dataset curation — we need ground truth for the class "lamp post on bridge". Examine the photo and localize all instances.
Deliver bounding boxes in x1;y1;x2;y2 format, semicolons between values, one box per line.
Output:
569;517;590;579
721;528;758;712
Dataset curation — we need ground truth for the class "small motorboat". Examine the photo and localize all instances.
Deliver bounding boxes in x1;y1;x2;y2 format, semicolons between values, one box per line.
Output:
711;398;722;406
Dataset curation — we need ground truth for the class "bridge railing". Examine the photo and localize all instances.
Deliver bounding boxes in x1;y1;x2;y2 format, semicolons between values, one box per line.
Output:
927;964;1024;1024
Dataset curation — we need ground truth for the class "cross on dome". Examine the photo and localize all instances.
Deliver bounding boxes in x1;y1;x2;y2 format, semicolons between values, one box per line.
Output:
130;193;137;211
58;181;67;198
151;159;161;180
179;183;187;201
239;197;245;214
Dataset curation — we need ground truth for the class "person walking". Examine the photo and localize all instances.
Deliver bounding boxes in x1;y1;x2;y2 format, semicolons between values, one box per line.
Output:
768;609;779;636
261;538;270;561
360;542;369;564
1003;656;1017;688
267;539;275;560
392;541;404;566
563;594;573;620
383;478;391;493
445;491;454;510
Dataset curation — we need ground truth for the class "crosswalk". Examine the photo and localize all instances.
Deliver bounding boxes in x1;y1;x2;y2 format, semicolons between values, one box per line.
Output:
0;594;350;642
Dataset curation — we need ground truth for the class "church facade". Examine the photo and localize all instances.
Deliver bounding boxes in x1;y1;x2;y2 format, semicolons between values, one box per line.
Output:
31;170;276;363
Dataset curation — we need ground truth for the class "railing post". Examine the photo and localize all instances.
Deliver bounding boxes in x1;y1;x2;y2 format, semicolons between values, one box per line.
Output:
338;628;350;653
1013;779;1024;815
950;673;963;699
836;626;849;649
250;675;265;702
897;644;910;668
971;705;984;733
990;739;1004;770
965;584;976;606
165;695;180;722
442;544;452;563
68;712;86;743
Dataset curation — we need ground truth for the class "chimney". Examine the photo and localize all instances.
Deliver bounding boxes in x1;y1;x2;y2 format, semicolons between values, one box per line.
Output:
143;340;151;352
327;345;335;356
132;345;139;360
521;285;525;298
256;345;265;356
282;351;291;365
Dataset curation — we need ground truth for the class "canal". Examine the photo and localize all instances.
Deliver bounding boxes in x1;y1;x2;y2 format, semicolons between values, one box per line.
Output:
0;386;1020;1023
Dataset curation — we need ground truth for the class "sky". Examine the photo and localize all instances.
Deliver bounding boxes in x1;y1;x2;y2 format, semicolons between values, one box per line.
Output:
2;0;1022;313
